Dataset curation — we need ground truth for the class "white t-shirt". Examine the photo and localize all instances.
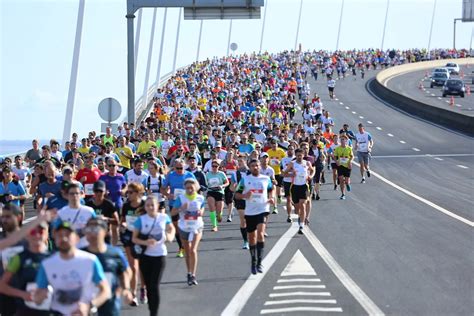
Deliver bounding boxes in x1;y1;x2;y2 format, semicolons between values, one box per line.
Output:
147;174;165;202
355;132;372;153
36;250;105;315
57;205;96;248
133;213;171;257
237;174;273;216
281;156;295;183
292;160;309;186
125;169;149;185
260;166;275;179
174;194;205;233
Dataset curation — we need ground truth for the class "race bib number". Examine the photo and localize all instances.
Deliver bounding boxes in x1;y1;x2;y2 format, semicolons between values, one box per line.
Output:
183;214;201;231
208;177;220;188
339;157;349;164
296;174;307;183
125;215;137;230
25;283;53;310
174;188;185;198
250;189;266;204
84;184;94;195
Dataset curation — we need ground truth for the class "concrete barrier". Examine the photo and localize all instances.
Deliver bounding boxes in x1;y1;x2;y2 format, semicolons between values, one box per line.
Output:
372;58;474;137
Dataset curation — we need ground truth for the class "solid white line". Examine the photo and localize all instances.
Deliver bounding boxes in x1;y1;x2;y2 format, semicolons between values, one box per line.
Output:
273;285;326;290
412;148;421;152
221;223;298;316
277;278;321;283
352;161;473;227
376;127;382;130
457;165;469;169
260;307;343;314
371;153;474;158
269;292;331;298
264;299;337;305
367;120;373;124
387;133;394;137
399;140;406;144
305;228;385;316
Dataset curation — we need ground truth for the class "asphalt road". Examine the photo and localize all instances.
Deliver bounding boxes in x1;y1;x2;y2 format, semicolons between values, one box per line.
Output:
387;64;474;115
20;67;474;316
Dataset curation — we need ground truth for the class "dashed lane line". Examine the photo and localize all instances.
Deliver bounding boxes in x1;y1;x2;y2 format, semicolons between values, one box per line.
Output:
339;102;344;105
352;161;474;227
387;133;394;137
399;140;406;144
351;111;357;114
412;148;421;152
359;116;364;119
457;165;469;169
345;106;350;109
376;127;382;130
367;120;373;124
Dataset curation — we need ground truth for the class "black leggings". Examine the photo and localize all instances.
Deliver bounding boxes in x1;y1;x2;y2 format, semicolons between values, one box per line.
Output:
139;255;166;316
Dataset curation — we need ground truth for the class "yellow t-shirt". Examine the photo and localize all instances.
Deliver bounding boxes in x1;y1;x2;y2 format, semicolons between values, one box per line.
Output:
115;146;133;169
137;141;155;154
267;148;286;175
78;147;90;155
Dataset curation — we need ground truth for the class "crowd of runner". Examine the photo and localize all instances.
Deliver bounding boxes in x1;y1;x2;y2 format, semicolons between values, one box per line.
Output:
0;47;467;316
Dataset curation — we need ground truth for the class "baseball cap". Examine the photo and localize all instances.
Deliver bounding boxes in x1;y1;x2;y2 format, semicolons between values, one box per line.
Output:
215;141;222;147
93;180;106;192
60;180;71;191
53;220;74;232
260;152;269;158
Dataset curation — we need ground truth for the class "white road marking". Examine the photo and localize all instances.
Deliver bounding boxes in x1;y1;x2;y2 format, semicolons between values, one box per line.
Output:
305;228;385;315
437;97;442;100
376;127;382;130
24;216;37;224
352;161;473;227
335;98;339;101
457;165;469;169
367;120;373;124
339;102;344;105
260;307;343;314
281;250;317;276
412;148;421;152
273;285;326;290
221;223;298;315
277;278;321;283
359;116;364;119
351;111;357;114
269;292;331;298
264;299;337;305
425;90;430;93
345;106;350;109
387;133;394;137
455;104;462;107
399;140;406;144
445;100;450;103
371;153;473;159
434;157;444;161
431;93;435;96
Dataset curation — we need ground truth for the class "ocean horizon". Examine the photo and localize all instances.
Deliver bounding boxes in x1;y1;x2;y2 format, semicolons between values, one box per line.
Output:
0;140;58;156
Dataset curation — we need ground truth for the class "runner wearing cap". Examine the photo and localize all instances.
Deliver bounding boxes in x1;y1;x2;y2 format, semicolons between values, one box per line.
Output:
35;220;111;316
171;178;205;285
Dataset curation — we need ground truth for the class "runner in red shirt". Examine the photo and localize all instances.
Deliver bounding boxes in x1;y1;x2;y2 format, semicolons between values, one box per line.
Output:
76;154;102;197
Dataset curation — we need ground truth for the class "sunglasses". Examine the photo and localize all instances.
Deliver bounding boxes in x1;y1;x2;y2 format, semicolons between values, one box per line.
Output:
108;164;117;167
175;167;183;170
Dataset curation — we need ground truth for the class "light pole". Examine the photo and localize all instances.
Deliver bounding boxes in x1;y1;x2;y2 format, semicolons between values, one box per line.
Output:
142;8;157;110
196;20;204;62
427;0;437;59
134;9;142;77
335;0;345;51
295;0;303;51
62;0;85;145
227;19;233;56
155;8;168;92
380;0;390;51
259;0;268;53
172;8;182;74
453;18;462;50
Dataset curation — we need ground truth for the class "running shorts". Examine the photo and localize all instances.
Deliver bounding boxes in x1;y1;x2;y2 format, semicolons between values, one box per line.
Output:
331;162;338;170
314;166;324;183
179;228;203;241
357;151;370;165
245;212;269;233
283;181;292;197
338;166;351;178
207;190;224;202
234;198;246;210
328;87;334;92
290;184;309;204
275;175;284;187
224;186;234;205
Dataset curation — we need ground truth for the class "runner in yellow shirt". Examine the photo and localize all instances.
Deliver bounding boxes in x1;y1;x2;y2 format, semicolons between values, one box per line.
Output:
334;134;353;200
266;139;286;205
137;134;156;155
115;136;134;170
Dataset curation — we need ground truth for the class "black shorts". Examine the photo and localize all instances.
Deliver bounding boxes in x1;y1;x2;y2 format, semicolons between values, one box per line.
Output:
314;166;324;183
275;175;284;187
284;181;292;197
291;184;309;204
234;198;246;210
224;186;234;205
328;87;334;92
120;230;134;247
338;166;351;178
331;162;338;169
245;212;269;233
207;190;224;202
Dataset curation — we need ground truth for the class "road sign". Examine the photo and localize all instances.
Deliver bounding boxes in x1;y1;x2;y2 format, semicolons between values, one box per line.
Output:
98;98;122;122
230;42;238;51
463;0;473;22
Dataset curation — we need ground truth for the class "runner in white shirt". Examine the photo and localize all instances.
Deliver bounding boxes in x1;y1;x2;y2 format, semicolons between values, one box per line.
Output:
235;159;274;275
354;123;374;183
125;159;149;186
280;145;295;223
327;77;336;99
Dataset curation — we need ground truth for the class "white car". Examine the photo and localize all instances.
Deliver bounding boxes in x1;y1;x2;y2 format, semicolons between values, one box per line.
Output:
444;62;460;75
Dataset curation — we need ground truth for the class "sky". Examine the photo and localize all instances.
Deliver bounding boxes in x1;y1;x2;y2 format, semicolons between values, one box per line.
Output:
0;0;473;142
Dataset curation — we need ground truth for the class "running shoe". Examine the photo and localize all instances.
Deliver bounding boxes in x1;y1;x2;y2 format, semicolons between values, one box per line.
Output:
139;288;147;304
340;194;346;200
367;170;371;178
176;248;185;258
361;178;366;184
272;206;278;214
346;184;351;192
242;241;249;249
211;226;218;232
298;227;304;235
251;265;257;275
187;274;193;286
227;215;232;222
264;232;269;237
287;216;292;223
304;218;310;225
191;275;198;286
257;264;264;273
130;297;139;307
311;193;316;200
316;194;320;200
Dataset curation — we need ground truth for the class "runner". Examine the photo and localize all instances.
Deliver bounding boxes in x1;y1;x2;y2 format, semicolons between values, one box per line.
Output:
231;154;250;249
354;123;374;183
283;148;314;234
281;144;296;223
132;196;175;316
34;220;111;316
327;77;336;99
259;152;277;214
171;178;205;285
221;149;237;222
75;154;102;198
328;134;340;190
266;139;286;207
235;159;274;274
205;159;229;231
334;134;354;200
